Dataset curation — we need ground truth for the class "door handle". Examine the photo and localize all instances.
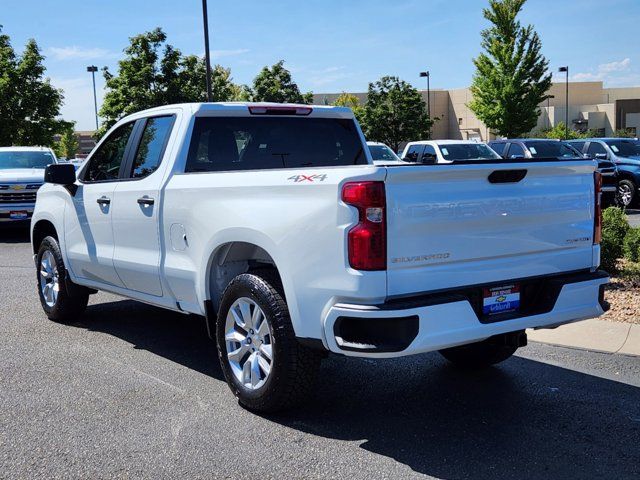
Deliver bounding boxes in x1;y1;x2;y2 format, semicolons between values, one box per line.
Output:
137;196;155;206
96;196;111;206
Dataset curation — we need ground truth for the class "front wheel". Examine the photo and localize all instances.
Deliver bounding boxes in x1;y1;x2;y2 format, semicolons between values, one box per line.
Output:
617;179;636;208
36;236;89;322
216;271;321;412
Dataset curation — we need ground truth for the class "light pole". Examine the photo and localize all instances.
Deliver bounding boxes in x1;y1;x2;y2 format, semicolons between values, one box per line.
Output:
420;71;431;138
86;65;99;130
546;94;555;130
202;0;213;102
558;66;569;139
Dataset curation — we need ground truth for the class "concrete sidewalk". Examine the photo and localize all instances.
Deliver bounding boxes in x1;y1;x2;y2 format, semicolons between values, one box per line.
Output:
528;319;640;356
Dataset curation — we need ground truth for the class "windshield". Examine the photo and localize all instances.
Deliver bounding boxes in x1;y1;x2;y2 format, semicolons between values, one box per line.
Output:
368;144;401;162
605;139;640;158
523;141;581;158
0;151;55;169
439;143;501;161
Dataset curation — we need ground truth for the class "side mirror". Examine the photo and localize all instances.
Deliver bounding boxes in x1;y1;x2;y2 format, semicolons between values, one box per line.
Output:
595;153;608;160
510;154;525;159
45;163;77;186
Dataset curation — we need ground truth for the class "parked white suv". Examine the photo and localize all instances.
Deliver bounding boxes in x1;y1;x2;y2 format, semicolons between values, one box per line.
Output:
0;146;57;222
401;140;501;164
32;102;608;411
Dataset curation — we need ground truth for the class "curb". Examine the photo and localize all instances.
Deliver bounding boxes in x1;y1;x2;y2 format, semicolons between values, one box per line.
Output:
527;319;640;356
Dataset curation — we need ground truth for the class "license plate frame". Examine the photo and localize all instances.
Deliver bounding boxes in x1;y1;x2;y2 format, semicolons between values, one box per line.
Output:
482;284;520;316
9;211;29;220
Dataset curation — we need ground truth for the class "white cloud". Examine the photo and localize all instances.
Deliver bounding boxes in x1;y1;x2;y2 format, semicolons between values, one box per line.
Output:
210;48;250;59
569;58;633;83
50;76;105;131
47;46;118;61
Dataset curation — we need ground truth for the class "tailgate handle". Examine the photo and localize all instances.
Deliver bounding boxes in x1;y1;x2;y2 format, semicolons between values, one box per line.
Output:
488;169;527;184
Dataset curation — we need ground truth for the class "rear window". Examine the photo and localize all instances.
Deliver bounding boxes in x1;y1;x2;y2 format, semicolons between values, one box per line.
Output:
186;117;366;172
524;141;580;158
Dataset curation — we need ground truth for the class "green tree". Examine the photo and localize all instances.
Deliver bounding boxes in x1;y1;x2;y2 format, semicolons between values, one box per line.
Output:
468;0;552;138
533;122;585;140
251;60;313;104
361;76;432;152
332;92;365;124
53;124;79;159
613;128;637;138
99;28;238;135
0;26;66;146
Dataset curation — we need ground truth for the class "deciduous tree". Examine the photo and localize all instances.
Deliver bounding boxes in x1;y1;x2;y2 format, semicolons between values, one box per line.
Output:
0;26;66;146
251;60;312;104
361;76;432;152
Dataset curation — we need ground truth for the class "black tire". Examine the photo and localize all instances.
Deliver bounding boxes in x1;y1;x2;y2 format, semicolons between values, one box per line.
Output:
216;270;321;412
439;337;518;369
36;236;89;322
617;179;636;208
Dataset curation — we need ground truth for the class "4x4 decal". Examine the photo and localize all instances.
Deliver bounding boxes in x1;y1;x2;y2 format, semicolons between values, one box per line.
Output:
287;174;328;183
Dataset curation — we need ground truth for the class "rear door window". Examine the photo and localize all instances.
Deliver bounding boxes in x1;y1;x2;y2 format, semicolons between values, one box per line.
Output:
185;117;366;172
421;145;437;164
130;116;175;179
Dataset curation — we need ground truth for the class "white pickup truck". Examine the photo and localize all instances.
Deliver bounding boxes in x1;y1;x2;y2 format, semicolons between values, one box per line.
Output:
32;102;608;412
0;147;58;222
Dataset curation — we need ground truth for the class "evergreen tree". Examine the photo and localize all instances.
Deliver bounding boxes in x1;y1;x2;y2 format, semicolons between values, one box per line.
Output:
468;0;552;138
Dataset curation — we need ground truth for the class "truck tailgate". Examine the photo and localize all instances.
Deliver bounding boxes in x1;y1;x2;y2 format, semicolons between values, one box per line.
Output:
385;161;597;297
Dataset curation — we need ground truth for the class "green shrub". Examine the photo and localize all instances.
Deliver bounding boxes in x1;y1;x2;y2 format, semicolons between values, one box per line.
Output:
623;227;640;262
601;207;630;271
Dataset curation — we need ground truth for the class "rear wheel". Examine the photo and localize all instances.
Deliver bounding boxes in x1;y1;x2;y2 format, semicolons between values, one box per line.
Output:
439;333;524;369
36;236;89;322
216;271;321;412
617;179;636;208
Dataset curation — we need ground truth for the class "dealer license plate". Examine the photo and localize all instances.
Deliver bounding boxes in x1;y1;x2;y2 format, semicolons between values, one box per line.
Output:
482;284;520;315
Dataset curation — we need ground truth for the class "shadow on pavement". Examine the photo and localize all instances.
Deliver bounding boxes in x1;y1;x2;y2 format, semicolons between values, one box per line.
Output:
76;298;639;479
79;299;223;381
0;223;31;243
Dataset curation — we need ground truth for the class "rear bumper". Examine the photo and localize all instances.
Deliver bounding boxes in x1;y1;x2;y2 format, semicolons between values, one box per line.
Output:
322;270;609;358
0;204;34;222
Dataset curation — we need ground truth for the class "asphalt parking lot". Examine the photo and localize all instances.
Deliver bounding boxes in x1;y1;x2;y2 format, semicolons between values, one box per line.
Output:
1;225;639;479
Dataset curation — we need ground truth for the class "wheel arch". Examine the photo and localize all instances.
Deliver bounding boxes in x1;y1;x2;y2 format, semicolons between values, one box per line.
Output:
32;219;58;254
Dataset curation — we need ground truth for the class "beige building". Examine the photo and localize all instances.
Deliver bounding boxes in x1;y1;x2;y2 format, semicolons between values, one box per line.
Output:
315;81;640;141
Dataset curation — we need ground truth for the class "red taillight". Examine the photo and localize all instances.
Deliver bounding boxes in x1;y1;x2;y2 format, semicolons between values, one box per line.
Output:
342;181;386;270
248;105;312;116
594;171;602;245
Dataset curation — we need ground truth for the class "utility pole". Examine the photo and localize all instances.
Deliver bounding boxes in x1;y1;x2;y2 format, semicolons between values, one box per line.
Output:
86;65;99;130
420;71;431;138
202;0;213;102
558;66;569;139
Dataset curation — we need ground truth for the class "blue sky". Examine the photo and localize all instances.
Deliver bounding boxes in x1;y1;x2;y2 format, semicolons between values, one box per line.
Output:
2;0;640;129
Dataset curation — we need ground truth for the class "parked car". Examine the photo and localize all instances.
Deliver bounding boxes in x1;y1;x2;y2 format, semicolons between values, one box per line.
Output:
489;139;618;207
401;140;501;164
487;138;582;160
32;102;608;412
366;141;404;164
567;138;640;207
0;146;57;222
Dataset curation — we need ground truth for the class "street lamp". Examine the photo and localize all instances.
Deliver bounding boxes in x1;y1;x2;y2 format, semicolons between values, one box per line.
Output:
546;94;555;130
558;66;569;139
201;0;213;102
86;65;99;130
419;71;431;138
